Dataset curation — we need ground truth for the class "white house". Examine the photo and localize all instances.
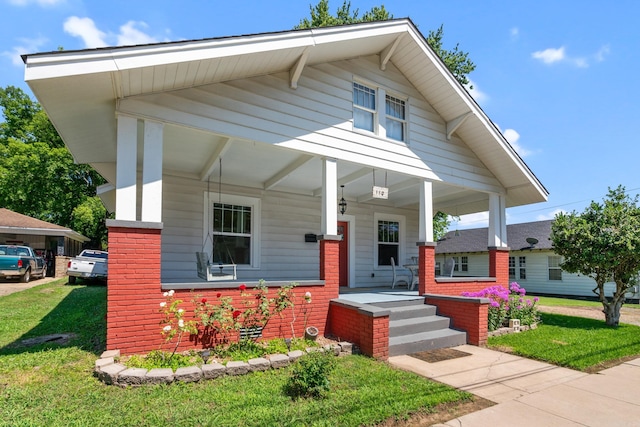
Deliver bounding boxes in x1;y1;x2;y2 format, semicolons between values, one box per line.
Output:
23;19;548;356
436;220;640;300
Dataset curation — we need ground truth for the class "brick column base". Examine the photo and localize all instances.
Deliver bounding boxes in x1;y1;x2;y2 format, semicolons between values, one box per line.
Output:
489;246;510;285
417;242;436;295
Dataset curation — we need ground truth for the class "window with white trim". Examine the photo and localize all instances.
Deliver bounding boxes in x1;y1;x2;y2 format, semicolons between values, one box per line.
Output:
548;256;562;281
374;213;405;267
460;256;469;272
205;193;261;268
353;81;407;142
385;94;406;141
509;256;526;280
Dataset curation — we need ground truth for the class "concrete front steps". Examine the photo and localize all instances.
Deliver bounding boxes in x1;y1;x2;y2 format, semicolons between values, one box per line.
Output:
374;298;467;357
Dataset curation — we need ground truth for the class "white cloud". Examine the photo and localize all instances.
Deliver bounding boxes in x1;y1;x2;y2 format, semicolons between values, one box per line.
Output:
502;128;532;158
2;36;48;66
532;45;610;68
532;46;565;64
510;27;519;40
117;21;160;46
465;79;488;104
452;212;489;229
63;16;107;48
63;17;164;49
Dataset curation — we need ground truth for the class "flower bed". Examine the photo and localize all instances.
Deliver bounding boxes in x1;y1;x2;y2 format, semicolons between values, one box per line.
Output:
94;341;356;387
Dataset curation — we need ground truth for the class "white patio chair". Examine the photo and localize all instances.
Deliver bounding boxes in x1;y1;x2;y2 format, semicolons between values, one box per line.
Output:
443;257;456;277
390;257;411;289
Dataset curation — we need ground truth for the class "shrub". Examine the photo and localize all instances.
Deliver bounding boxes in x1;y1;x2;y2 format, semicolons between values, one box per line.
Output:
284;351;336;399
463;282;539;331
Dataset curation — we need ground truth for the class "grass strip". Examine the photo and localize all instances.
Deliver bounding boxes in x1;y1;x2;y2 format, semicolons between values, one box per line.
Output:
489;312;640;371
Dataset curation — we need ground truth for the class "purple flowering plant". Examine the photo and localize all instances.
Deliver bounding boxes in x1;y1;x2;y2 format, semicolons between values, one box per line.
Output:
463;282;540;331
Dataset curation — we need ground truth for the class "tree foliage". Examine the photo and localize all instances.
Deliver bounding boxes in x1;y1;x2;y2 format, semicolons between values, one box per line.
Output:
550;186;640;326
296;1;476;87
0;85;108;247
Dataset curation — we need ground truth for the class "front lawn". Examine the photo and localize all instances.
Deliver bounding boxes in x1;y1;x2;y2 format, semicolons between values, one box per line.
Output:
488;312;640;372
0;280;473;426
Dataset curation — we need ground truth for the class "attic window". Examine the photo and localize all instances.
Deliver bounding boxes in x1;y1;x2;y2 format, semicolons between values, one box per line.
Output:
353;81;407;142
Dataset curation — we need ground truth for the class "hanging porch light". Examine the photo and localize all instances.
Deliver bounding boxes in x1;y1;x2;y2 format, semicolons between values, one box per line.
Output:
339;185;347;215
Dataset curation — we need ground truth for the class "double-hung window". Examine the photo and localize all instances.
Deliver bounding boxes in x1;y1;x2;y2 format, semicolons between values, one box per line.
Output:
353;81;407;142
206;194;261;267
374;213;405;267
509;256;526;280
548;256;562;281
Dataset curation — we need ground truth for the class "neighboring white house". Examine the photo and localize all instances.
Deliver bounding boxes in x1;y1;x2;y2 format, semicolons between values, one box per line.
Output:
436;219;640;300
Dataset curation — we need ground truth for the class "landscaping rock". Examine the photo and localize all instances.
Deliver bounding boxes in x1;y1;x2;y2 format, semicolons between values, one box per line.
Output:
248;357;270;372
202;363;226;380
339;341;352;354
96;363;127;385
146;368;174;385
174;366;202;383
95;357;114;370
287;350;305;361
268;354;290;369
100;349;120;359
117;367;148;386
226;361;250;376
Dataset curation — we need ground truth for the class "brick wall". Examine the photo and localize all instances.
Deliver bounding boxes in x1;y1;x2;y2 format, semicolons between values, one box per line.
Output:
425;294;489;346
327;301;389;360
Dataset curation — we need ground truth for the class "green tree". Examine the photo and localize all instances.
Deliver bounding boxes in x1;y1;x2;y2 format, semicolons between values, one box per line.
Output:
550;186;640;326
296;1;476;87
0;85;107;246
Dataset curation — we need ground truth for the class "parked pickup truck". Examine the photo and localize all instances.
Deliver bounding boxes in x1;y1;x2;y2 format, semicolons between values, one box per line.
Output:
0;245;47;283
67;249;108;284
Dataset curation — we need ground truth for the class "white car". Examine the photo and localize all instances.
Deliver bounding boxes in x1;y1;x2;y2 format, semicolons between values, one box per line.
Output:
67;250;108;284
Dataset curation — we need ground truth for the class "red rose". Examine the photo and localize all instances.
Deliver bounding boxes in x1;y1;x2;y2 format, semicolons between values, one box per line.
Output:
232;310;241;319
239;284;247;291
201;298;207;303
216;293;222;298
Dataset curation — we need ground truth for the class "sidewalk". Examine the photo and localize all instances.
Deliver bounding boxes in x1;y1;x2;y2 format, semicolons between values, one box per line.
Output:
389;345;640;426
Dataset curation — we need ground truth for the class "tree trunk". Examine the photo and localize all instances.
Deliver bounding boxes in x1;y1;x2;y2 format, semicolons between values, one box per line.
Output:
602;286;627;327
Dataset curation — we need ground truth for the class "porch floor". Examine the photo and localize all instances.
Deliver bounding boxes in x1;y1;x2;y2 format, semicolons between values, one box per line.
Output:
338;287;420;304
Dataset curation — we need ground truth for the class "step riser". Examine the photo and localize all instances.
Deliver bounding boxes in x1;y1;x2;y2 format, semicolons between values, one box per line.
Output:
372;299;427;308
389;333;467;357
389;317;451;336
389;306;437;321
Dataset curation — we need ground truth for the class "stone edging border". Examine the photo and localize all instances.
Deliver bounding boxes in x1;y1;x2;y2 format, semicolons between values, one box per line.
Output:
94;342;356;387
488;323;537;337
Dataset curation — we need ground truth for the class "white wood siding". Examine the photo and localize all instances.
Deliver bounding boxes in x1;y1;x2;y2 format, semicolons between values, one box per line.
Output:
121;56;502;194
161;175;421;286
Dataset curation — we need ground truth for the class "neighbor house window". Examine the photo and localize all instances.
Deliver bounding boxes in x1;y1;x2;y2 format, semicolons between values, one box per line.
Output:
206;194;261;267
509;256;526;280
353;82;376;132
353;81;408;142
385;94;406;141
548;256;562;281
460;256;468;272
374;213;405;267
518;256;527;280
452;256;460;272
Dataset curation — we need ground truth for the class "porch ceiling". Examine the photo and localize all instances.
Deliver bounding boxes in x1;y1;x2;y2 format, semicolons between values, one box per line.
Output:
23;18;547;215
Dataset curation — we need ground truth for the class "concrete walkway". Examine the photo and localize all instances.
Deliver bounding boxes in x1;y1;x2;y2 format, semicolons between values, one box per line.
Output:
389;345;640;426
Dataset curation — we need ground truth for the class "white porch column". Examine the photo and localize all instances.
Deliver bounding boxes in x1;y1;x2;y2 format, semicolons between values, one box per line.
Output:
488;193;508;247
115;115;137;221
321;158;338;236
141;120;164;223
418;179;434;242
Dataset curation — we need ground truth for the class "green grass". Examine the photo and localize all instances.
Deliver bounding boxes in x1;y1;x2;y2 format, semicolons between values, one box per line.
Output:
0;280;472;427
488;312;640;371
535;295;640;309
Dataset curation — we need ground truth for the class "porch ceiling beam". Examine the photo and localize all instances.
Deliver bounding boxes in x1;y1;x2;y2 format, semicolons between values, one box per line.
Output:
356;178;417;203
312;167;371;197
199;137;232;181
379;34;404;71
263;154;315;190
290;47;311;89
446;111;473;140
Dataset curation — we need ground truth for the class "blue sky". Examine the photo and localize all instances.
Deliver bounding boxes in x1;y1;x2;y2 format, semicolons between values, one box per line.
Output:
1;0;638;230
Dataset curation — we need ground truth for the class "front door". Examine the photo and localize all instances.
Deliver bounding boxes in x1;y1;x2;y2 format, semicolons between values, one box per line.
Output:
337;221;348;287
